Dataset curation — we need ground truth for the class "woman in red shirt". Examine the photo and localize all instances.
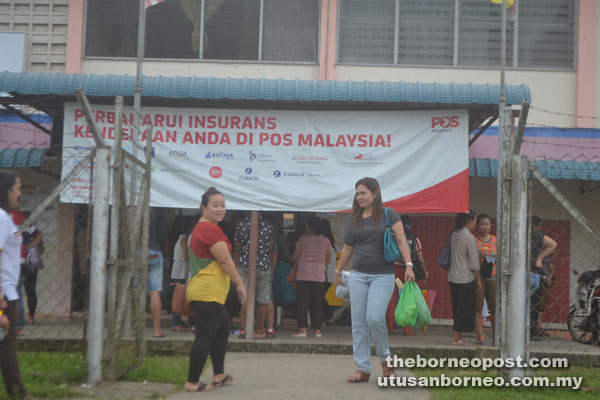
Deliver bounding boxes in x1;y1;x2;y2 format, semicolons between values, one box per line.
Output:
183;187;247;392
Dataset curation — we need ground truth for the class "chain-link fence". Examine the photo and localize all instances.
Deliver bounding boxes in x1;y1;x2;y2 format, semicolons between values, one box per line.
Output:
528;153;600;362
7;141;95;384
104;125;152;380
2;98;152;385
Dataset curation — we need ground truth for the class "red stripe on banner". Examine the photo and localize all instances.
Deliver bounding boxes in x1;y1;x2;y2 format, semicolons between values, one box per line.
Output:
384;169;470;213
145;0;165;8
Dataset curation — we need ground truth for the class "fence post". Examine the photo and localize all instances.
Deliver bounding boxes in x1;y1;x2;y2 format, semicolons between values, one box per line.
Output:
105;96;124;380
497;106;513;360
507;154;529;378
87;146;111;384
244;211;259;340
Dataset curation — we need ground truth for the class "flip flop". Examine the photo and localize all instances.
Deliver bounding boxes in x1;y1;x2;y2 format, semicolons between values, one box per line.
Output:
212;374;233;388
347;370;370;383
153;332;167;338
451;339;470;346
184;382;213;392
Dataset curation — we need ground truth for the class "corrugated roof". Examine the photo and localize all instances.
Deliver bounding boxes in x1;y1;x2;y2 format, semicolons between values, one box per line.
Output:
0;148;47;168
0;71;531;105
470;158;600;181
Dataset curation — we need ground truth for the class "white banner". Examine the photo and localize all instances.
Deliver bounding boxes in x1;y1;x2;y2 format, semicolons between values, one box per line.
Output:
61;103;469;212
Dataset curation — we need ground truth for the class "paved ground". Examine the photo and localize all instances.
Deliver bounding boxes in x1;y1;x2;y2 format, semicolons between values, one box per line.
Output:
18;315;600;362
165;353;431;400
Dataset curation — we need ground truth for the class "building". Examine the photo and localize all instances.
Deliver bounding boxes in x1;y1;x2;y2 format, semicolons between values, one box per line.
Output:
1;0;599;325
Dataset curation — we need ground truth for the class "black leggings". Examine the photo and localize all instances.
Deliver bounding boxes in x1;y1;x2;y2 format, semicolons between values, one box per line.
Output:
0;300;27;399
23;269;38;318
187;301;230;383
295;280;324;330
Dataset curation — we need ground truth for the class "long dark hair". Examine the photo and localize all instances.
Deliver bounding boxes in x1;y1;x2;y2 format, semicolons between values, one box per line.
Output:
0;170;18;213
199;186;223;215
351;177;384;228
306;216;323;235
320;218;336;251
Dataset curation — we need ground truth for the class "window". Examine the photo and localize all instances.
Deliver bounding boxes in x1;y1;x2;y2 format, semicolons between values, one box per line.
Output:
338;0;575;69
85;0;319;63
85;0;138;57
398;0;454;66
459;0;514;67
518;0;575;68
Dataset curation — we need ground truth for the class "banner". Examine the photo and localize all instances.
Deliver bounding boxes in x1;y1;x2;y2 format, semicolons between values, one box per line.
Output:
61;103;469;212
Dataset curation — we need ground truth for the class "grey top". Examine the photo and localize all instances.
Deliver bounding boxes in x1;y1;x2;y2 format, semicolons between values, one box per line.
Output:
343;209;400;275
448;227;480;284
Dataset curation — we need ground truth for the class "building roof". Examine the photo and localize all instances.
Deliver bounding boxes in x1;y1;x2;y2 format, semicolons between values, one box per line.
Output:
470;158;600;181
0;71;531;106
0;148;47;168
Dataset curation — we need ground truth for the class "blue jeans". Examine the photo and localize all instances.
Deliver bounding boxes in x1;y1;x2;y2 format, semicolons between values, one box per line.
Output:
147;250;163;292
348;270;395;374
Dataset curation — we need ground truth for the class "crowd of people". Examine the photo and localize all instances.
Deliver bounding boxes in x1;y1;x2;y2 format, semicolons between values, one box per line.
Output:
0;169;560;396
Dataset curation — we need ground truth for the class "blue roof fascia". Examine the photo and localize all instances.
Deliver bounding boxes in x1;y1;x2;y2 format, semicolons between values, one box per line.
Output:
0;71;532;105
0;112;53;124
0;148;47;168
469;158;600;181
476;126;600;139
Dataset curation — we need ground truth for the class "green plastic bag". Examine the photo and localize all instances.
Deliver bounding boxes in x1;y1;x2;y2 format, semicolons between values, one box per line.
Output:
394;282;418;327
413;285;432;329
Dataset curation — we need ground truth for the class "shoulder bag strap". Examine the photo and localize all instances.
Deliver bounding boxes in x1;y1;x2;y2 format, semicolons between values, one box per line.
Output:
384;208;391;228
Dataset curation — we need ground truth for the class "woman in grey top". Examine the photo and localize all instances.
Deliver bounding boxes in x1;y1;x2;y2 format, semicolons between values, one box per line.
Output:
448;213;483;345
334;177;415;383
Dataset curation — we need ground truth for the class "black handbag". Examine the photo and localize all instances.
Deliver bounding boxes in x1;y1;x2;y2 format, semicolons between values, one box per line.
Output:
480;259;494;280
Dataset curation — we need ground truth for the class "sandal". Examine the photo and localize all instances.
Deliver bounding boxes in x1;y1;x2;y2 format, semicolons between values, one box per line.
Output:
184;382;213;392
292;331;307;337
347;370;370;383
403;327;417;336
171;325;188;332
381;361;395;378
212;374;233;388
476;335;485;345
451;339;471;346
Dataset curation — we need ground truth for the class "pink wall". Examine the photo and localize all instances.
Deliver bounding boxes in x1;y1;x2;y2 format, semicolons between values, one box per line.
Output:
319;0;337;81
0;123;51;148
576;0;596;128
66;0;84;74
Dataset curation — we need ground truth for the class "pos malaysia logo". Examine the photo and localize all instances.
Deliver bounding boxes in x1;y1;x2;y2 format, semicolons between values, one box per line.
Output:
431;116;460;133
209;166;223;179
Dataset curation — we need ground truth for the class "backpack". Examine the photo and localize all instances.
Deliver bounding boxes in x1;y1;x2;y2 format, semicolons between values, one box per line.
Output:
437;231;453;271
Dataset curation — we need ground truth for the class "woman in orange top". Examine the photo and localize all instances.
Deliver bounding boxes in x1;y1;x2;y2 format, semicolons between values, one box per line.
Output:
474;213;497;345
184;187;247;392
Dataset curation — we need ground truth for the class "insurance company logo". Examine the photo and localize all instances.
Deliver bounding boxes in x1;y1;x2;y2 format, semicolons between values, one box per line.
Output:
273;169;304;178
291;155;328;164
150;165;190;174
431;116;460;133
169;150;189;160
205;151;233;160
209;166;223;178
353;153;377;162
249;150;275;162
239;167;258;181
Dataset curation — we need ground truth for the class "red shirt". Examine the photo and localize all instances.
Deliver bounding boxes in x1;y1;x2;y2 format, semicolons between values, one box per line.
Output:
189;221;232;259
10;210;27;259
